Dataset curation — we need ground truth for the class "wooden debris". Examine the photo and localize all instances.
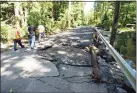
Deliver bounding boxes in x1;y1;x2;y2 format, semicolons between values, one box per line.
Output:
89;45;101;82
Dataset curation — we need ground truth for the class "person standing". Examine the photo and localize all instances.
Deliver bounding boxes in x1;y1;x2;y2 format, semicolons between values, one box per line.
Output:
92;30;99;47
37;25;45;43
28;24;35;49
13;24;25;51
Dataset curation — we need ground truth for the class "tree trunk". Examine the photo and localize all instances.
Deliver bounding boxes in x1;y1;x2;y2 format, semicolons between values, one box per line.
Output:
93;2;97;24
110;1;120;46
51;2;54;24
68;0;71;28
24;7;28;26
20;3;25;28
101;2;104;21
124;9;128;27
14;2;20;24
14;2;23;28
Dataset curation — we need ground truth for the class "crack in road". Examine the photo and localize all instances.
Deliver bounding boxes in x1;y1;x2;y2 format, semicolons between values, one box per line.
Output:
1;27;134;93
35;27;131;93
36;78;63;91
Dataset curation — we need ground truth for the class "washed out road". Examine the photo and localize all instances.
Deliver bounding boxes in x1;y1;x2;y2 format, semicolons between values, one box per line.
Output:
1;26;126;93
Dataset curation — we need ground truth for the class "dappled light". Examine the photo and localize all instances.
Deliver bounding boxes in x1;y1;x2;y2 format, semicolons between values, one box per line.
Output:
61;67;66;70
57;51;67;55
10;56;19;60
1;64;11;73
77;53;83;56
14;57;51;73
2;71;13;77
1;1;136;93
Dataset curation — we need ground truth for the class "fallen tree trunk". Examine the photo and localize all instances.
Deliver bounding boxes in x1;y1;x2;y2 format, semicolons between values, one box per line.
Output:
89;45;101;82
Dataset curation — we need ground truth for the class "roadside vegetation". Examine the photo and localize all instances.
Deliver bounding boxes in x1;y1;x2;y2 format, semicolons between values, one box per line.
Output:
1;1;136;65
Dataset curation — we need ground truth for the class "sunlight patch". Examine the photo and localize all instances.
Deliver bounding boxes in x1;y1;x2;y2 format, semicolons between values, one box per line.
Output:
62;67;66;70
1;64;10;73
77;53;83;56
14;57;43;72
10;56;18;60
57;51;67;54
1;71;13;76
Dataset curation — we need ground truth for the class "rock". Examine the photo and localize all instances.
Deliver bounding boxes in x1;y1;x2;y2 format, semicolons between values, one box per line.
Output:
99;49;115;62
107;84;117;93
106;55;115;62
107;84;127;93
38;45;52;51
42;46;92;66
62;43;70;46
99;65;113;82
116;87;127;93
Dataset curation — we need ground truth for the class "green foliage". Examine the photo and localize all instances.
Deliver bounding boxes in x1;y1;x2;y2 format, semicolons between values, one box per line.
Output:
101;13;111;30
27;2;70;34
119;2;136;27
69;2;85;27
1;2;88;39
115;31;136;60
115;40;121;52
126;38;136;56
120;45;127;55
1;1;135;46
94;2;114;29
119;27;135;32
1;25;8;43
53;2;68;21
27;11;41;26
131;32;136;45
1;2;14;24
21;27;28;38
94;1;135;30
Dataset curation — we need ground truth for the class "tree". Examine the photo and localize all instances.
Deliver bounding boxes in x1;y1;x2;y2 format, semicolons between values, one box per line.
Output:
119;2;136;27
110;1;120;46
1;2;14;24
93;2;114;28
68;0;71;28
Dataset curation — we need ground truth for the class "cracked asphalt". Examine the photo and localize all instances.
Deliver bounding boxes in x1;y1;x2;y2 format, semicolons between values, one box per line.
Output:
1;26;130;93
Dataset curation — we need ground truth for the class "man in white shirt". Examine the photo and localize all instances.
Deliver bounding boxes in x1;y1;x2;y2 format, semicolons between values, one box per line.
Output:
37;25;45;42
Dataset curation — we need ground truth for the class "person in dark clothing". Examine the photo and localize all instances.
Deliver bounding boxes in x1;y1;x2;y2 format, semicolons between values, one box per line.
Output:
28;24;35;49
14;40;24;51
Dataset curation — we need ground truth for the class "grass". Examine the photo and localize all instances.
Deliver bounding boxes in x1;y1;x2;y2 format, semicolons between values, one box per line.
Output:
118;27;135;33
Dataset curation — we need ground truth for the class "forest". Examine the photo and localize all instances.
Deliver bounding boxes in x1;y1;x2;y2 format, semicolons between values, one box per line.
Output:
1;1;136;64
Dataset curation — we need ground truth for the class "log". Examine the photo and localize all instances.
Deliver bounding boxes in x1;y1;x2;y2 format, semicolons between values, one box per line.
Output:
89;45;101;82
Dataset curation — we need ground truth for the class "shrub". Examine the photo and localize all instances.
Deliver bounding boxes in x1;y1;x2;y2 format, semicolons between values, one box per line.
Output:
126;38;136;56
21;27;28;38
120;45;127;55
1;25;8;43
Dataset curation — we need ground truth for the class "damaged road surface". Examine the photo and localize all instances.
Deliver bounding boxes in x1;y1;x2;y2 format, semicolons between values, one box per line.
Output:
1;26;135;93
